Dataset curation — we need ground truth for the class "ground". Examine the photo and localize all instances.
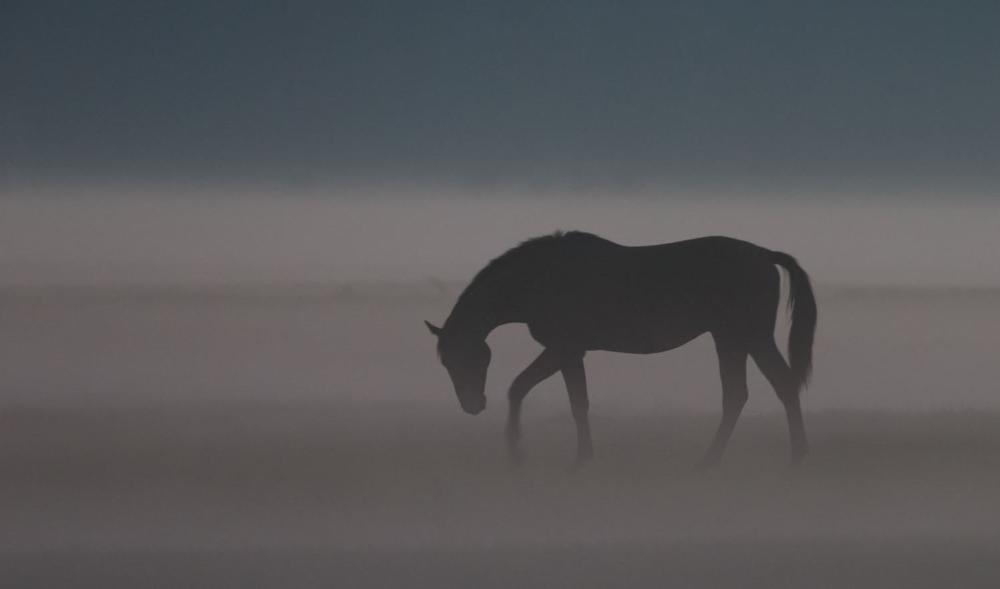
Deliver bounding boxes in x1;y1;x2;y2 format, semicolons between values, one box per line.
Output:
1;287;999;587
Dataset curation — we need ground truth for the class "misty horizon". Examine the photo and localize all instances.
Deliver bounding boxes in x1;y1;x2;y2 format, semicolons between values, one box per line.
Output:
2;185;997;288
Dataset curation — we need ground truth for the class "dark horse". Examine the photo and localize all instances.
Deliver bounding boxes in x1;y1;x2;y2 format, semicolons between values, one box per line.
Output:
425;232;817;467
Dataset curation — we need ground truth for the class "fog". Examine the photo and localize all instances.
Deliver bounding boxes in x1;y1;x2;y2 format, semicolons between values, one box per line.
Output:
5;0;1000;585
3;188;1000;586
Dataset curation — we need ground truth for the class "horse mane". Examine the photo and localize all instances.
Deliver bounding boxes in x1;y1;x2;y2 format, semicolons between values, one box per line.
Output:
445;231;605;331
469;231;604;286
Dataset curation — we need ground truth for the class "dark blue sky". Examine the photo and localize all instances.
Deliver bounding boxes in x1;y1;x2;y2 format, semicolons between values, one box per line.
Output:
4;0;1000;188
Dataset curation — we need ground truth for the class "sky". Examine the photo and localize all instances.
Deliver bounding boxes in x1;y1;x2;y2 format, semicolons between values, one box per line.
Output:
4;0;1000;189
2;1;999;285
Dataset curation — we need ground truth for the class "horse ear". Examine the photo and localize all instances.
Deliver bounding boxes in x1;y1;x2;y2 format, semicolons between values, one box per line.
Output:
424;320;442;337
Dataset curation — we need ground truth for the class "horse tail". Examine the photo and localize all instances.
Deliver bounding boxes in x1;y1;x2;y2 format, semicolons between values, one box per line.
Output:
771;251;817;391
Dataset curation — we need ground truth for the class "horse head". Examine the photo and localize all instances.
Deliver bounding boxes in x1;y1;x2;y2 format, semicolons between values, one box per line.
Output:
425;321;491;415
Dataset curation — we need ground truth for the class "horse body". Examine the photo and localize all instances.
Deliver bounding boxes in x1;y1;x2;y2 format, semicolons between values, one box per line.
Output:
516;235;778;353
427;231;817;467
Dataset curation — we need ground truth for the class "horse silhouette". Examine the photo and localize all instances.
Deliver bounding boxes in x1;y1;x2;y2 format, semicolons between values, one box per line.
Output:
426;232;817;468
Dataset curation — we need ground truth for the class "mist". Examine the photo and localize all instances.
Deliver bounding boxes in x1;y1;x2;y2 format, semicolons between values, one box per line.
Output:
4;187;1000;587
5;1;1000;586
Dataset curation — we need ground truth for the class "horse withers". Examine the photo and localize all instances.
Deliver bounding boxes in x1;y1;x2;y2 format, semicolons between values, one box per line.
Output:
425;232;817;468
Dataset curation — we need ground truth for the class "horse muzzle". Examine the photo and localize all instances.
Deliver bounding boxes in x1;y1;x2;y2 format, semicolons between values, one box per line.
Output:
460;396;486;415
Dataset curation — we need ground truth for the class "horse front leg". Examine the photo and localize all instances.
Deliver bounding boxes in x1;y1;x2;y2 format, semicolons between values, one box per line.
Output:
506;349;561;465
560;352;593;466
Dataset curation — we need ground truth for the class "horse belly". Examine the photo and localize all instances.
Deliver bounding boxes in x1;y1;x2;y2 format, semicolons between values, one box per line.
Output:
590;320;706;354
535;304;707;354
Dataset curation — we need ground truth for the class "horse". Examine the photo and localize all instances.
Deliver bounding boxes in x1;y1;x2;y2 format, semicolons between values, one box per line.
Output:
425;231;817;468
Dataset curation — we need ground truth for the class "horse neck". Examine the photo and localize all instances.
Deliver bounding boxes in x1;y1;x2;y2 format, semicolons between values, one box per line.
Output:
444;271;524;340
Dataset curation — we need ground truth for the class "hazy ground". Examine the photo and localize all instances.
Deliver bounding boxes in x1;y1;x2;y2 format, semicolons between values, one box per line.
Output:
2;285;1000;587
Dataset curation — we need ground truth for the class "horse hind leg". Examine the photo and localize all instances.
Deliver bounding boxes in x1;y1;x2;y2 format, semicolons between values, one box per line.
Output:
699;335;749;469
750;337;808;466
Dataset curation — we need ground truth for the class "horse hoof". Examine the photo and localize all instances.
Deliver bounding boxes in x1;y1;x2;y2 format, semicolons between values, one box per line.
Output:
568;449;594;472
